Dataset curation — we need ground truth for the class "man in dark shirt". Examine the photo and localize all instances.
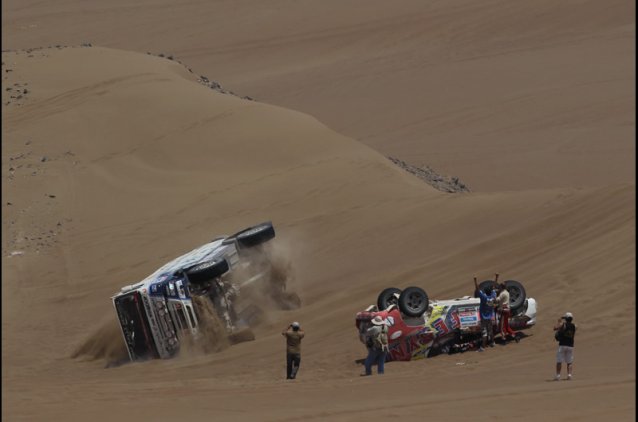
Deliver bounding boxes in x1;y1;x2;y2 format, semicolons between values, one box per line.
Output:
553;312;576;380
474;278;497;352
282;322;304;379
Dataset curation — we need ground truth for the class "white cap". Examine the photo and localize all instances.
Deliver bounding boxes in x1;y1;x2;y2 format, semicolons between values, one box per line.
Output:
563;312;573;319
291;321;300;328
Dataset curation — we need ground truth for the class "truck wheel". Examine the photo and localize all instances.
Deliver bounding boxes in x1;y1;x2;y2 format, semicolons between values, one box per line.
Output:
185;259;229;284
504;280;526;311
474;280;498;297
233;222;276;248
398;286;429;317
377;287;402;310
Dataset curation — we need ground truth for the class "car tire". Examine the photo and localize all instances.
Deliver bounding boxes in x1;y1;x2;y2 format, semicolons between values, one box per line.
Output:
232;222;276;249
474;280;498;297
377;287;402;310
184;259;230;284
398;286;429;317
504;280;526;311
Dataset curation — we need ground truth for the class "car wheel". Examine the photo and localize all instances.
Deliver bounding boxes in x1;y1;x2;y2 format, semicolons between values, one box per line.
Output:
185;259;230;284
398;286;429;317
504;280;526;311
377;287;402;310
232;222;276;249
474;280;498;297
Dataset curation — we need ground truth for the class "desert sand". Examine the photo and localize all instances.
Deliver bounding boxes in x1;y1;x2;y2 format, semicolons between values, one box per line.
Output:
2;1;635;421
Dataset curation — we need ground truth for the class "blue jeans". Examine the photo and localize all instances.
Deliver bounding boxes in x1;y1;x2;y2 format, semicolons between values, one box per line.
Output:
364;348;387;375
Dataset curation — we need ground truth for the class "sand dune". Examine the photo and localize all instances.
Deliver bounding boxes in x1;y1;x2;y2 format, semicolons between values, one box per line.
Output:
2;1;635;420
2;0;635;191
2;45;634;421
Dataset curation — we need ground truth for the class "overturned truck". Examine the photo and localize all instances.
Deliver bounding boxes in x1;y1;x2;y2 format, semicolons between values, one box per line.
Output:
112;222;299;362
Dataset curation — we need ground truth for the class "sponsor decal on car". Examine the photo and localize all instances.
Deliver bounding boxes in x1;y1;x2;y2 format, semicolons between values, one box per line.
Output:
457;305;479;328
431;317;449;335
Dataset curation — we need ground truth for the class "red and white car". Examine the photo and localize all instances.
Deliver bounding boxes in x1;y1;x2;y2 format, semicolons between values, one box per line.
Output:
355;281;537;361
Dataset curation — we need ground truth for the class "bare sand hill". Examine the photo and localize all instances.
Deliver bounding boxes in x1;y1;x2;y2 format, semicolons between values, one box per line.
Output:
2;46;635;421
2;0;635;191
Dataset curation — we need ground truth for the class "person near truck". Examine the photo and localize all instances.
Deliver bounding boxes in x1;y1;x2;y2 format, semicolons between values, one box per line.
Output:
495;283;518;342
473;277;497;352
362;316;389;376
282;322;304;380
554;312;576;380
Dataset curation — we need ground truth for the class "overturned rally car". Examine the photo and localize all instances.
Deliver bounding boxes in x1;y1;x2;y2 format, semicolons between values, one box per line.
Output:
112;221;299;362
355;279;537;361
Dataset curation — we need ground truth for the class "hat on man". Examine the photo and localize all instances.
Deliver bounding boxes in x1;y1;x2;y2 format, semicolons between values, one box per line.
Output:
563;312;573;319
291;321;300;328
371;316;386;326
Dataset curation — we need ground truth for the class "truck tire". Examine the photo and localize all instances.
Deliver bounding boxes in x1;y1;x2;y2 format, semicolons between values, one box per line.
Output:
474;280;498;297
233;222;276;249
504;280;526;311
398;286;429;317
377;287;402;310
185;259;229;284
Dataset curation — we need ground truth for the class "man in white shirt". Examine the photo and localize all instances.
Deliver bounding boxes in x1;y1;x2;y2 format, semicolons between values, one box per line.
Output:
496;283;518;342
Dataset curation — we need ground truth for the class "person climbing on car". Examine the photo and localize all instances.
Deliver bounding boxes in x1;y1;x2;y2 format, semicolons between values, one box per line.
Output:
282;322;304;380
496;282;518;343
554;312;576;381
362;316;389;376
473;277;496;352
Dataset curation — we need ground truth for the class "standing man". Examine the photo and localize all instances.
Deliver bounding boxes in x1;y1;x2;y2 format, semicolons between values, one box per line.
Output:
473;277;497;352
554;312;576;380
362;316;389;376
495;283;518;342
282;322;304;380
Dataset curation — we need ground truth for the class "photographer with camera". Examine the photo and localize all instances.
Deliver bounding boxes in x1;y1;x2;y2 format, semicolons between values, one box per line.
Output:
282;322;304;380
553;312;576;380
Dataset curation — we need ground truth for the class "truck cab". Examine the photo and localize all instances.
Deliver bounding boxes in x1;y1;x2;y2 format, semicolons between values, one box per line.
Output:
113;277;199;361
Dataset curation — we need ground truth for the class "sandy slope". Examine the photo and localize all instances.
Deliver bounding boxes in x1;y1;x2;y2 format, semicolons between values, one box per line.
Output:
2;46;635;421
2;0;635;192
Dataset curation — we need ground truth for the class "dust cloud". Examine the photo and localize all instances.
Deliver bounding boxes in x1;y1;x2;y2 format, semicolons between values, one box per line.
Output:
231;240;301;317
180;296;231;356
70;317;130;367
